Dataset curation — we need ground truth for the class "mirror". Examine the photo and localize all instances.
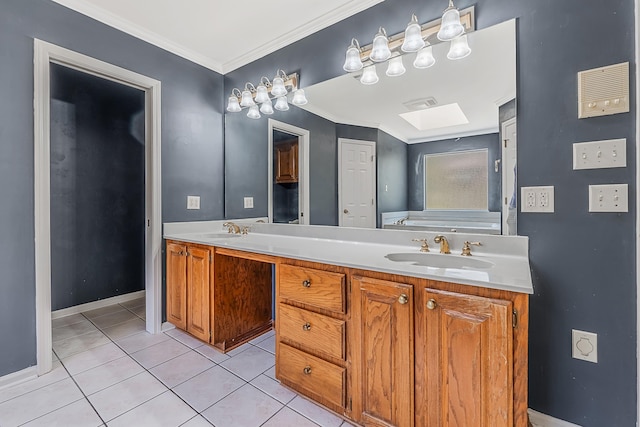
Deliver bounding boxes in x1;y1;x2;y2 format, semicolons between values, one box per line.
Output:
224;19;517;234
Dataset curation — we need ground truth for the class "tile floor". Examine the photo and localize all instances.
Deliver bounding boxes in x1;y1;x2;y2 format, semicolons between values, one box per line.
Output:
0;298;355;427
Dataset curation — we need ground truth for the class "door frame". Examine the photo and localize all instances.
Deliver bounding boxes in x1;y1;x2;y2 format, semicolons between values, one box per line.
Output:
338;138;376;227
501;117;517;234
267;119;310;224
34;39;162;375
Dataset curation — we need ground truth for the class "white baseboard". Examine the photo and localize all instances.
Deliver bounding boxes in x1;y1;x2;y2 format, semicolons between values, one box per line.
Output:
0;366;37;390
51;290;145;319
529;409;582;427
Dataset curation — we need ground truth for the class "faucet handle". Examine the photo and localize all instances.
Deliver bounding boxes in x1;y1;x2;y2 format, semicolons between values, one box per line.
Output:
461;241;481;256
240;225;250;235
412;238;430;252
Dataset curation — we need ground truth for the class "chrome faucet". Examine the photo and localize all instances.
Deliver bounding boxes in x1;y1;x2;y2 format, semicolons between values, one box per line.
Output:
434;235;451;254
222;222;241;234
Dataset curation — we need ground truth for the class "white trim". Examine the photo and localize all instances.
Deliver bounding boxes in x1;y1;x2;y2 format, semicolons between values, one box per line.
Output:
528;409;582;427
49;0;384;74
267;119;311;225
34;39;162;376
51;291;145;320
0;367;38;391
337;138;377;228
636;0;640;425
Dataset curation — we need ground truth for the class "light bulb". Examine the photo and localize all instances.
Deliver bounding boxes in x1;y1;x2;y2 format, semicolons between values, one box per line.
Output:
260;98;274;115
240;89;255;107
291;89;308;106
369;27;391;62
447;34;471;60
255;84;269;104
247;105;261;119
401;14;425;52
226;95;241;112
414;45;436;69
274;96;289;111
437;1;465;41
271;77;287;97
386;56;406;77
343;39;364;72
360;65;379;85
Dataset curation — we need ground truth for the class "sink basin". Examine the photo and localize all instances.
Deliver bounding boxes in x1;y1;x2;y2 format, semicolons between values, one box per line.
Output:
198;232;242;239
385;252;494;269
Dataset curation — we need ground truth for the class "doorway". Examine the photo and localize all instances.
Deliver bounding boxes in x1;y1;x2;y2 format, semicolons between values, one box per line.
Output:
267;119;310;224
34;40;162;375
501;117;517;235
338;138;376;228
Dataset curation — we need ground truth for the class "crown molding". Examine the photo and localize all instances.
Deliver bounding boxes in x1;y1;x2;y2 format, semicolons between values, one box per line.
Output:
51;0;384;75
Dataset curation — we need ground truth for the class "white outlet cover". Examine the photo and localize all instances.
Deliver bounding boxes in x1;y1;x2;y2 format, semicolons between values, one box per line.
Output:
521;186;554;213
187;195;200;210
573;138;626;170
588;184;628;212
572;329;598;363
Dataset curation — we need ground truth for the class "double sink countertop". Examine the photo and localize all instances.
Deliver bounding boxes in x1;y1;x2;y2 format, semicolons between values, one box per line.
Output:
164;219;533;294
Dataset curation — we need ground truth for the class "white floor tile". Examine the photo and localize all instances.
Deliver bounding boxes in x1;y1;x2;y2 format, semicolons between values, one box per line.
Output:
201;384;283;427
0;361;69;404
254;335;276;354
263;365;277;380
60;342;127;375
88;371;166;422
250;374;297;404
180;415;213;427
248;329;275;345
149;351;215;388
172;366;244;412
129;305;146;320
107;391;197;427
164;329;206;349
0;377;83;426
119;297;145;310
340;421;358;426
288;395;343;427
226;342;252;357
115;331;170;354
52;313;88;328
194;344;231;364
53;329;111;359
90;310;138;330
130;339;191;369
262;407;319;427
74;356;144;395
83;305;128;319
219;346;275;381
53;320;99;342
101;318;146;340
22;398;102;427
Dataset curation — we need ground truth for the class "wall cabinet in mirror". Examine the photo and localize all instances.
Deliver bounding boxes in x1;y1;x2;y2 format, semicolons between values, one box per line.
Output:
275;140;298;183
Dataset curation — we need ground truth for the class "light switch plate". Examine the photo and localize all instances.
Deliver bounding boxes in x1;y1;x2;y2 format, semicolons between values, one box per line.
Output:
244;197;254;209
521;186;554;213
572;329;598;363
588;184;628;212
573;138;626;170
187;195;200;210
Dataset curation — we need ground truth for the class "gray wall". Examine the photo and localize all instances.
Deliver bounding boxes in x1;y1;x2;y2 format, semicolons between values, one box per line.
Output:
224;0;637;425
376;130;409;226
0;0;224;376
407;133;501;212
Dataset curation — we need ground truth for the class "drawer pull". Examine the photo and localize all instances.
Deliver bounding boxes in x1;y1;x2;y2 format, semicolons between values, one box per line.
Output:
303;366;312;375
398;294;408;305
426;299;437;310
302;322;312;331
302;279;311;288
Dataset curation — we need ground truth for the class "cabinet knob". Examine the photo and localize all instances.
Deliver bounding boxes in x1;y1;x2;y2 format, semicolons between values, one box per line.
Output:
303;366;312;375
398;294;408;305
426;299;437;310
343;209;349;214
302;322;311;331
302;280;311;288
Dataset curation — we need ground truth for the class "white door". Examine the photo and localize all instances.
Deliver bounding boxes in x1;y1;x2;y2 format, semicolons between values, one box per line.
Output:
339;138;376;228
501;118;517;235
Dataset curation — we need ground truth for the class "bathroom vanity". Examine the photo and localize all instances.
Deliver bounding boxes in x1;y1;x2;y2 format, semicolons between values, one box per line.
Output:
164;222;533;427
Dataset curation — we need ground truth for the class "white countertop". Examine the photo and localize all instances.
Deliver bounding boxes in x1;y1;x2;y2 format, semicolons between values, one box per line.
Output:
164;220;533;294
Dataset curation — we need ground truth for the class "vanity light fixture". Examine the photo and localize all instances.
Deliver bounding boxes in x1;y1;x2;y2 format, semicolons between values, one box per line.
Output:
226;70;307;119
342;5;474;85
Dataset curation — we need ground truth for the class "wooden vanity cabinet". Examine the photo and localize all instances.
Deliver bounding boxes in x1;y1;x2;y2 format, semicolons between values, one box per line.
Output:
166;241;188;330
275;141;298;183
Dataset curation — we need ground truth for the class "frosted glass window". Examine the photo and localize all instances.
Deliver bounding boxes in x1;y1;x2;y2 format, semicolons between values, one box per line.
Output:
424;150;488;210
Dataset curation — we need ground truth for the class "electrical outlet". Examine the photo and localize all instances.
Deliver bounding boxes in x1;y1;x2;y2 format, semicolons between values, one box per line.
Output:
243;197;254;209
187;195;200;210
572;329;598;363
521;186;554;213
573;138;627;170
588;184;628;212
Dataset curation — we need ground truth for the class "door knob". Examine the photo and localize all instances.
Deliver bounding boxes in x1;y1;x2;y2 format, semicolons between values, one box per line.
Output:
398;294;408;305
343;209;349;214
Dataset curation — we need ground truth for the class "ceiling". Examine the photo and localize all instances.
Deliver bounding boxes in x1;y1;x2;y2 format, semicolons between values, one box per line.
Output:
298;19;516;144
51;0;384;73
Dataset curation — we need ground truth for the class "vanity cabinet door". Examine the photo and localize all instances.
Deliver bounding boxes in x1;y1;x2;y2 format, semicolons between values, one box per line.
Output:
186;246;211;342
166;241;187;330
422;288;513;427
351;276;414;427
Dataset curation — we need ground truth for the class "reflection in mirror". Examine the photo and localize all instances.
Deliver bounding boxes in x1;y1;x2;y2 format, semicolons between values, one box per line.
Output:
299;19;516;234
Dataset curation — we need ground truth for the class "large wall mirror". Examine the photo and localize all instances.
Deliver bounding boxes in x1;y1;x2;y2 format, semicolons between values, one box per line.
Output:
224;18;517;235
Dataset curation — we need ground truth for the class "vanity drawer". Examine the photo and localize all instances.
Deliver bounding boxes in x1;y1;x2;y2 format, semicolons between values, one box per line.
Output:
279;264;345;313
278;343;345;409
279;303;345;360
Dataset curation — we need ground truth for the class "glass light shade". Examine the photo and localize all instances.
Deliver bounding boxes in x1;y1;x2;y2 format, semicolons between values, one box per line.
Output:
255;84;269;104
271;77;287;97
369;27;391;62
247;105;261;119
437;5;465;41
226;95;241;112
386;56;406;77
413;45;436;68
260;98;274;115
401;15;425;52
274;96;289;111
360;65;379;85
240;90;255;107
291;89;308;106
447;34;471;60
343;41;364;72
